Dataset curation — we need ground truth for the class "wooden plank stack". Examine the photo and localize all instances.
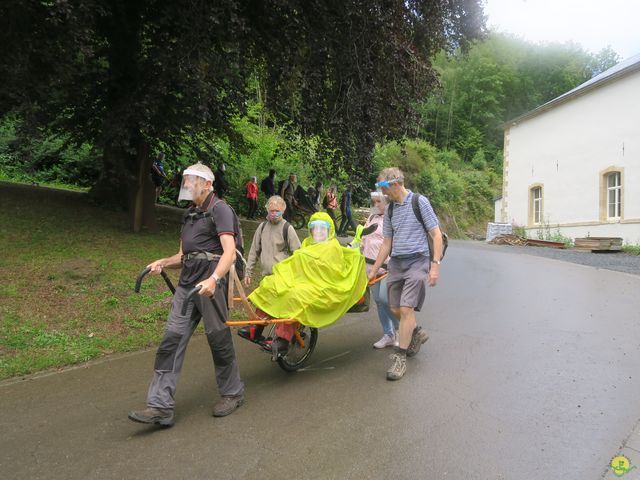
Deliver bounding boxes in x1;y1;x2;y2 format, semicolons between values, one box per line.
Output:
574;237;623;252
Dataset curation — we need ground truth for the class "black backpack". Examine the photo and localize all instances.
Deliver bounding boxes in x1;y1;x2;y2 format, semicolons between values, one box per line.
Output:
181;197;246;280
260;176;271;196
388;194;448;262
210;198;246;279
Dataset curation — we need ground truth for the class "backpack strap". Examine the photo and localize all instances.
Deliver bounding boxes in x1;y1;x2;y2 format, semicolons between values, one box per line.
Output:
388;192;447;261
206;196;224;231
208;195;244;254
411;194;427;233
255;220;268;258
282;220;291;255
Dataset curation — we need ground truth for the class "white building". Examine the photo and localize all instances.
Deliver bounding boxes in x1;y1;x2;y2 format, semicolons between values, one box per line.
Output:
498;54;640;245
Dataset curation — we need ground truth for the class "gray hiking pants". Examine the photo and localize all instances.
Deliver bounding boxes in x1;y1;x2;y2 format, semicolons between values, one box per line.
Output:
146;282;244;410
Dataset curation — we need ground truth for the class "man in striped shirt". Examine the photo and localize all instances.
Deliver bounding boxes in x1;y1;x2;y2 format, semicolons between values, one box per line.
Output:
368;167;444;381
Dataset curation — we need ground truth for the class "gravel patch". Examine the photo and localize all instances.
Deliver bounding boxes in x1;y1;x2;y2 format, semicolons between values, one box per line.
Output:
485;242;640;276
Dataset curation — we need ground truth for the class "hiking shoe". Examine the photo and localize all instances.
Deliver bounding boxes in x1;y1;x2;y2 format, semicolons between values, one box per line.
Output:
212;394;245;417
238;326;252;340
238;325;265;342
373;333;396;349
128;407;174;427
406;327;429;357
386;353;407;381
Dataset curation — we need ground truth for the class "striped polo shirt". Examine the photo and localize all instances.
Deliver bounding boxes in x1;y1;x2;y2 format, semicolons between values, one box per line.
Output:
383;190;439;258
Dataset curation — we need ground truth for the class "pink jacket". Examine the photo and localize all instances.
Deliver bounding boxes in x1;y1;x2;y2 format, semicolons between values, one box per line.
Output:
361;213;388;276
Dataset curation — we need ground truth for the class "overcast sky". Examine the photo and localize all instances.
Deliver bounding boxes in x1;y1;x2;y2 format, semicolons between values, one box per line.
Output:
483;0;640;60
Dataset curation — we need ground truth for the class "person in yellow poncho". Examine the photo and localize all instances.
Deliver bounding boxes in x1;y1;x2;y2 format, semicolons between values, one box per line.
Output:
248;211;368;354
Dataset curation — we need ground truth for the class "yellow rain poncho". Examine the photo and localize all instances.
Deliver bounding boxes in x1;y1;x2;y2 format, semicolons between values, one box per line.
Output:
248;212;368;328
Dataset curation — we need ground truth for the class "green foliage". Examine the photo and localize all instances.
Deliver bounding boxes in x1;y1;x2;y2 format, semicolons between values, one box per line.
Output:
470;149;487;170
549;233;574;248
512;224;527;237
622;245;640;256
373;138;499;233
2;13;623;234
0;181;283;379
0;0;485;217
0;115;99;187
419;33;621;164
534;220;574;247
0;184;179;379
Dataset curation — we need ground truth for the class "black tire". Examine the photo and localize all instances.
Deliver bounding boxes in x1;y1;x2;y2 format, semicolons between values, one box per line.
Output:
270;324;318;372
292;211;306;230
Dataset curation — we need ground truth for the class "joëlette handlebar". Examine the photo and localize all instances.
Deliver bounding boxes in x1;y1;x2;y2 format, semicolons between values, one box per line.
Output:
135;267;176;294
364;256;388;286
181;279;224;317
368;273;388;286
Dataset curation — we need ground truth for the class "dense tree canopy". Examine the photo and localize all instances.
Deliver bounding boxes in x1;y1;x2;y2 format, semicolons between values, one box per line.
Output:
0;0;484;230
417;33;620;163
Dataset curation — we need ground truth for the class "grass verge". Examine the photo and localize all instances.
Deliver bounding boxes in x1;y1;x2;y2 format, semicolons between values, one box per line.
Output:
0;183;261;380
623;244;640;256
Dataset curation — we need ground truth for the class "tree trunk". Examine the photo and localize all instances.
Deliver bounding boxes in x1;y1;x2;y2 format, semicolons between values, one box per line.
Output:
87;1;156;232
129;139;157;232
88;137;157;232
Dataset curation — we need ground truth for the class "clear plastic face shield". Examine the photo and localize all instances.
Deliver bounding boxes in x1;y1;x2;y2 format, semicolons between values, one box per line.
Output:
178;168;214;202
374;176;402;193
309;220;331;243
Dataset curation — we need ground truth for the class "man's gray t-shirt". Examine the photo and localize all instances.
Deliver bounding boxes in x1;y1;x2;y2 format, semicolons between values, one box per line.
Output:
383;190;439;258
180;192;237;287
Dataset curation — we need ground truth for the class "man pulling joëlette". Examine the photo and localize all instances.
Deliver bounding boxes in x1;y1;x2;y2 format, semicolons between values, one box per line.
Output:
128;162;245;427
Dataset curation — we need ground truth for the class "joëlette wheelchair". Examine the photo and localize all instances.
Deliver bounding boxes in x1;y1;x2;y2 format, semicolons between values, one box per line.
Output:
135;260;385;372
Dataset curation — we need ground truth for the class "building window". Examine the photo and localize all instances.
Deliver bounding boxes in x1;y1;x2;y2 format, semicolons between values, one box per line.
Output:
600;167;624;222
607;171;621;219
531;186;542;224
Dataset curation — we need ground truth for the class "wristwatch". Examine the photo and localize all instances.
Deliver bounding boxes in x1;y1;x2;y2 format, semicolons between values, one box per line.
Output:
431;260;441;265
211;273;221;282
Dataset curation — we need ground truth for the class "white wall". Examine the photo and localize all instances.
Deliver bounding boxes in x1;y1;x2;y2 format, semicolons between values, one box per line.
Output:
503;68;640;244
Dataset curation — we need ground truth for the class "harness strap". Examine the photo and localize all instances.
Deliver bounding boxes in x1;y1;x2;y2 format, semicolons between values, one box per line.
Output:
182;252;221;262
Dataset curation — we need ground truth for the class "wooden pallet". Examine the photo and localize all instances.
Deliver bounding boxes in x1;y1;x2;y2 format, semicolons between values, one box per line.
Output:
489;234;566;248
574;237;623;252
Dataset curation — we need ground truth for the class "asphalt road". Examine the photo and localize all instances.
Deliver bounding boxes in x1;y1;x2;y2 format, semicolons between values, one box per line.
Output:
2;240;639;479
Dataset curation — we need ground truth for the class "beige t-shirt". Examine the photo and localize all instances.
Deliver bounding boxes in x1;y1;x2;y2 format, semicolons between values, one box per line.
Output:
246;220;301;277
